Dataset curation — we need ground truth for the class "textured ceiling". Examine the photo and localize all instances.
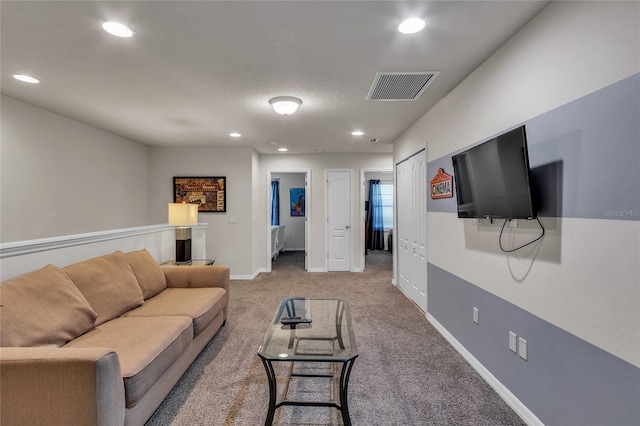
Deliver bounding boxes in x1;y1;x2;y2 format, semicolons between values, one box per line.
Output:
1;1;550;154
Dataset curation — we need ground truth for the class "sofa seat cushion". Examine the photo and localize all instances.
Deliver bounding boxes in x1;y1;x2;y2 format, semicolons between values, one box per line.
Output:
64;251;144;326
0;265;97;347
122;288;226;337
63;316;192;408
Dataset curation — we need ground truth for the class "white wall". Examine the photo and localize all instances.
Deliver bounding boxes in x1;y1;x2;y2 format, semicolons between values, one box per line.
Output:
0;95;151;242
0;95;392;278
394;1;640;367
272;173;306;251
148;147;255;278
260;153;393;272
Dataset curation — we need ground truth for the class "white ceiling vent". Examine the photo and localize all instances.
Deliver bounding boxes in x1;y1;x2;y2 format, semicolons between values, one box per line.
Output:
366;71;439;101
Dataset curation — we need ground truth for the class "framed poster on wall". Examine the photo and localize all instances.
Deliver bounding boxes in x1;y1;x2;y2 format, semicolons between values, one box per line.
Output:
290;188;305;216
173;176;226;212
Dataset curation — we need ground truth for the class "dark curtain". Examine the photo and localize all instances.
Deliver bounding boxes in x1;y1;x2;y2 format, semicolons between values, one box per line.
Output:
367;179;385;250
271;180;280;226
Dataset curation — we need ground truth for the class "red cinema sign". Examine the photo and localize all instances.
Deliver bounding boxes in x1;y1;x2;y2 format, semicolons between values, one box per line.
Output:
430;168;453;199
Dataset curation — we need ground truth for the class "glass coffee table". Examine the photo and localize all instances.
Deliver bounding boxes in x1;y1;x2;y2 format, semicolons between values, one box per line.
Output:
257;298;358;426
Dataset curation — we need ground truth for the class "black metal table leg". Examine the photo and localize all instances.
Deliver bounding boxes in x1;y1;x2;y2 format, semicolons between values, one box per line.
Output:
260;356;277;426
336;300;346;349
339;358;356;426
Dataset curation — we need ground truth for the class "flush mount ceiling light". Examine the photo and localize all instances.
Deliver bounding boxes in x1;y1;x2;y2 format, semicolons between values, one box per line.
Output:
229;132;242;138
102;21;135;38
278;147;289;152
351;130;364;136
398;17;426;34
269;96;302;115
13;74;40;84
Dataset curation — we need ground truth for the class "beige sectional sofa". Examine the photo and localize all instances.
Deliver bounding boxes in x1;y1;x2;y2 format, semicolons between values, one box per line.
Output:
0;249;230;426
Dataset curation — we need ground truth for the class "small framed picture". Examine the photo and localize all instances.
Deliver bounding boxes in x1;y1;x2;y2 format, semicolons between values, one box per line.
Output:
290;188;305;216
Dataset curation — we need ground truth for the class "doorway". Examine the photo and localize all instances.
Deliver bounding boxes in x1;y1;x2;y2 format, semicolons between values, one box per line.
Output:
267;169;310;272
361;169;394;272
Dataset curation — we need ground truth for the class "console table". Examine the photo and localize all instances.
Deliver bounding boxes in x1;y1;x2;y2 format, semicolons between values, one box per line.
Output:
160;259;215;266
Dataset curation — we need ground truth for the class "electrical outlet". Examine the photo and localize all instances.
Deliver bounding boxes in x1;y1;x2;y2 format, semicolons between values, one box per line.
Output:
509;331;518;353
229;216;237;224
518;337;528;360
473;307;479;324
509;219;518;228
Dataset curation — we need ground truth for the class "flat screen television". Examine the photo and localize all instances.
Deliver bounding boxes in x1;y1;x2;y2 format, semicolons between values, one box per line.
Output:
451;125;536;220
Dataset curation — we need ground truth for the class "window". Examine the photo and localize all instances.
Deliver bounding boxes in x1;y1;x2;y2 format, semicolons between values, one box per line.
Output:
380;182;393;229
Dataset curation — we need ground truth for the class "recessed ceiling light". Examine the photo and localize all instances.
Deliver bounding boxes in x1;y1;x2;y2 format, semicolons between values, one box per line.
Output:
102;21;135;38
13;74;40;84
398;18;426;34
229;132;241;138
351;130;364;136
278;147;288;152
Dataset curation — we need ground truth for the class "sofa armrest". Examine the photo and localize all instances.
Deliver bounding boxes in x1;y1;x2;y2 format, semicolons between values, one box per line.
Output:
163;265;230;319
0;347;125;426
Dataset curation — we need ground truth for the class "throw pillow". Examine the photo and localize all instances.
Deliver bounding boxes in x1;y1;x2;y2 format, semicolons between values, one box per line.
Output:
64;251;144;326
0;264;98;347
124;249;167;300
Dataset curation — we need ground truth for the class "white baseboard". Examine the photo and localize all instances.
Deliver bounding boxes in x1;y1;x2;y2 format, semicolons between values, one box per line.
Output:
231;268;265;280
426;313;544;426
307;267;326;273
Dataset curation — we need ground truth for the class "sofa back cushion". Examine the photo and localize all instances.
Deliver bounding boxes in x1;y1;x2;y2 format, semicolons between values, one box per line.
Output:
124;249;167;300
0;265;98;347
64;251;144;326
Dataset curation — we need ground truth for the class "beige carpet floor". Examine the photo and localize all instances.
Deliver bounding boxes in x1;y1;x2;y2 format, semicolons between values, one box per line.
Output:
146;250;525;425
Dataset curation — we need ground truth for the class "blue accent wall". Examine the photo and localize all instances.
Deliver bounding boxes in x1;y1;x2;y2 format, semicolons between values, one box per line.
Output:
428;263;640;426
428;73;640;221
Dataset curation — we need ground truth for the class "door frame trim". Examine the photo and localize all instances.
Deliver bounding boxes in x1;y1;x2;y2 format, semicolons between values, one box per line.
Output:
266;168;311;272
360;168;393;272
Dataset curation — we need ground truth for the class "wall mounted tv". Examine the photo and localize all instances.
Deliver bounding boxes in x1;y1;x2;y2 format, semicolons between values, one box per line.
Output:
451;125;536;220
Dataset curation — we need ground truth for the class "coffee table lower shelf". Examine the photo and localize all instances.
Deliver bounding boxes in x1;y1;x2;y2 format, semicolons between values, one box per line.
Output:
257;298;358;426
257;356;357;426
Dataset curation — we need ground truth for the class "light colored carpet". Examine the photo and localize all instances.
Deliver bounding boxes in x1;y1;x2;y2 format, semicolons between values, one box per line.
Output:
146;251;525;425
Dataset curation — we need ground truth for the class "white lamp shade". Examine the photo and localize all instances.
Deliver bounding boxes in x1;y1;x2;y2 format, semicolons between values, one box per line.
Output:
269;96;302;115
168;203;198;226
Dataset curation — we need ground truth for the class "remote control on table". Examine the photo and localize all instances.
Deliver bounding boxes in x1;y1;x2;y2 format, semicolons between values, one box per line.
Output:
281;316;312;325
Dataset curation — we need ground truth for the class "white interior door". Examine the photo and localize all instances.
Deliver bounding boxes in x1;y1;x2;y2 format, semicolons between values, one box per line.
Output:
397;162;413;297
327;170;352;271
396;151;427;312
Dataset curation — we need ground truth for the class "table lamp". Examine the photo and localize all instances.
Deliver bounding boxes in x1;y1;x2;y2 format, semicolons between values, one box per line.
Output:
168;202;198;263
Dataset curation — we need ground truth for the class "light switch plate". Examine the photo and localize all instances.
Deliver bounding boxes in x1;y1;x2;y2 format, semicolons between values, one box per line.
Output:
509;331;517;353
473;307;479;324
518;337;528;360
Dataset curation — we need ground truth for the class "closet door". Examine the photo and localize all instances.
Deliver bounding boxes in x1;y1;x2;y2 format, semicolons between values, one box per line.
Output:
396;150;427;312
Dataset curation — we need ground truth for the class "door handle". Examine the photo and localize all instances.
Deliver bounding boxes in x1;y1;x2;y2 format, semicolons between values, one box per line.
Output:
345;226;350;229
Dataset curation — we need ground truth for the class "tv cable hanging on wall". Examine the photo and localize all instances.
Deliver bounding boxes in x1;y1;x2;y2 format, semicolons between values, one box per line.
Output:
499;218;545;253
